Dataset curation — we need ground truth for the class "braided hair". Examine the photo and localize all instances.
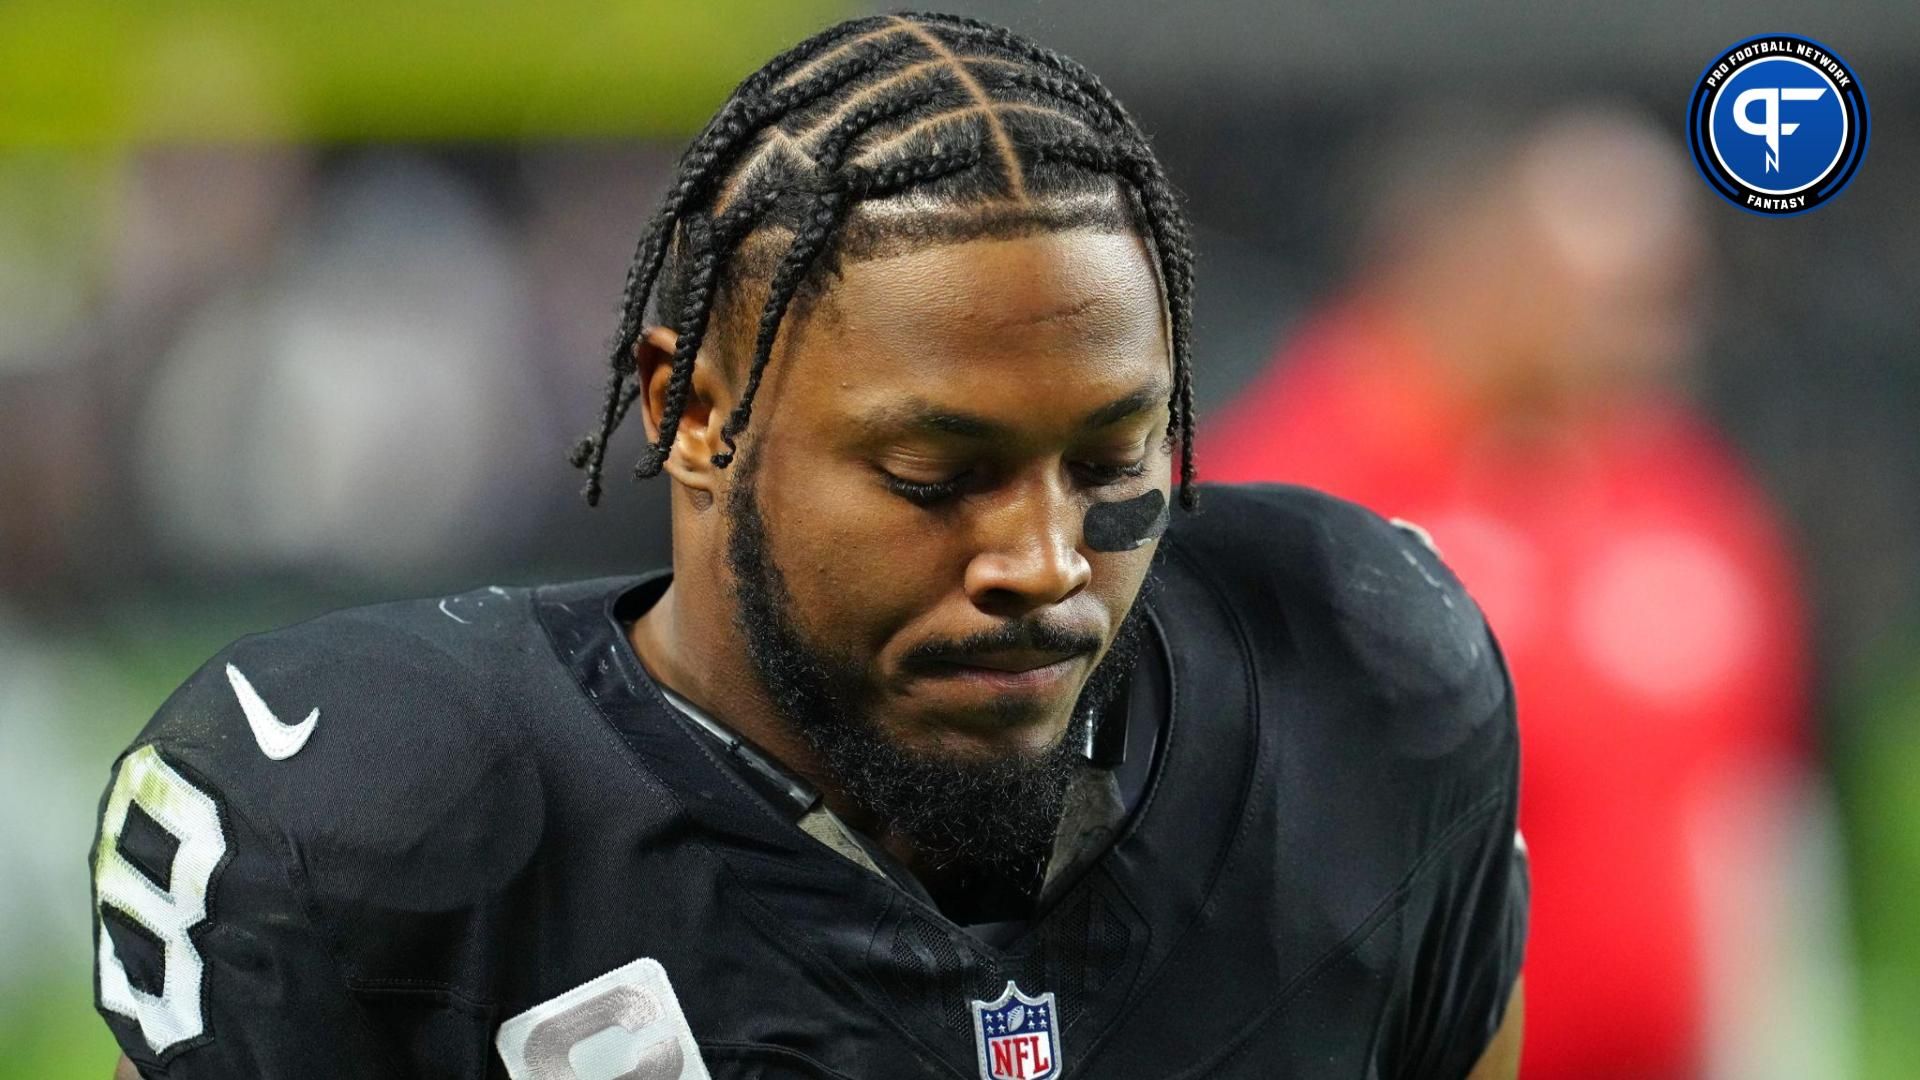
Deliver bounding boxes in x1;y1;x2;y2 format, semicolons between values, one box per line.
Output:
568;11;1198;510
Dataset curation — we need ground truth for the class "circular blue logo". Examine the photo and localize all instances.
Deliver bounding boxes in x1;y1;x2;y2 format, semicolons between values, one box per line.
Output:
1688;35;1869;215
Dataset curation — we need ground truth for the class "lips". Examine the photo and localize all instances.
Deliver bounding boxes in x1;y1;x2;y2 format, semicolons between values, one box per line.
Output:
936;648;1086;674
905;647;1090;700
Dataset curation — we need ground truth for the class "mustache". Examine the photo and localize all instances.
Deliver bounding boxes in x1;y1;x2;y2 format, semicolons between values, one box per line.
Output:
900;618;1105;667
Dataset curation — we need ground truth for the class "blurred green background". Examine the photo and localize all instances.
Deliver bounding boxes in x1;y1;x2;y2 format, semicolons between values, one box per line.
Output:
0;0;849;144
3;3;1916;1078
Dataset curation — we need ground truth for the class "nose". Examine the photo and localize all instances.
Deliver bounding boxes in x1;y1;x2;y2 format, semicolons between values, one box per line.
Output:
963;478;1092;617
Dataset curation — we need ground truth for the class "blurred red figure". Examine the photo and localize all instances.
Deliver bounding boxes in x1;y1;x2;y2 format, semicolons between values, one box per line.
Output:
1201;109;1809;1077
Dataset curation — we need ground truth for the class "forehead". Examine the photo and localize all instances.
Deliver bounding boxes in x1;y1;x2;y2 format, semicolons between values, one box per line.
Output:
789;228;1170;431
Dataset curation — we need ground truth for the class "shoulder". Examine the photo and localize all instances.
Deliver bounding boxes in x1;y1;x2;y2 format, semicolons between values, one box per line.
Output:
112;583;560;861
1163;482;1510;750
92;583;595;1071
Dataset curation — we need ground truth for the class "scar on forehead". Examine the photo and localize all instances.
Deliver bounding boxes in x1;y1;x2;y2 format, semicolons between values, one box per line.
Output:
1084;488;1168;553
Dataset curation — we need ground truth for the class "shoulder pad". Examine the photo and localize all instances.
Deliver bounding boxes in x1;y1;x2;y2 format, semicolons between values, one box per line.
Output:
129;585;549;901
1167;484;1508;742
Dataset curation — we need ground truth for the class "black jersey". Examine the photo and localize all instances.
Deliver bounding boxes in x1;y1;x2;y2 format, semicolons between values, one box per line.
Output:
91;483;1527;1080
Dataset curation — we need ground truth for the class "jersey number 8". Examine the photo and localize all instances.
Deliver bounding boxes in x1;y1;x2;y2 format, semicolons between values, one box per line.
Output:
93;745;229;1057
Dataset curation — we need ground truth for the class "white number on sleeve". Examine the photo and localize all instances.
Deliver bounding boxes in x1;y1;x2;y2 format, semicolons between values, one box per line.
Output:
496;957;711;1080
94;744;228;1055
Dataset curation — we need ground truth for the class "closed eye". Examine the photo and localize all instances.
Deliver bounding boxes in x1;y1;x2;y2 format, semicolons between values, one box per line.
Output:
881;471;970;506
882;458;1150;507
1073;459;1149;486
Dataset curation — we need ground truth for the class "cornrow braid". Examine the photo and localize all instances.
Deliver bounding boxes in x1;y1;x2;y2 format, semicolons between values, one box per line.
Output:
911;14;1140;134
568;173;794;492
571;11;1200;511
713;187;852;468
584;29;908;422
643;215;723;477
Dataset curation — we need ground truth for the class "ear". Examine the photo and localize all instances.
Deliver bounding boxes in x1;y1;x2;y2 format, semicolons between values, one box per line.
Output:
633;325;732;496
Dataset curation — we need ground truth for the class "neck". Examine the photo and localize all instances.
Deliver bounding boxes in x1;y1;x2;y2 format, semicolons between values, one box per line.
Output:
627;579;1043;910
628;578;834;798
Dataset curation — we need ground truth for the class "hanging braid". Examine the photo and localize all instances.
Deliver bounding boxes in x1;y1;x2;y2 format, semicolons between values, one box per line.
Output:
570;11;1201;510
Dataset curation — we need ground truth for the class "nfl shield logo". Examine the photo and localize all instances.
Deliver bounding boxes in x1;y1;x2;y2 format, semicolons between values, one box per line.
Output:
970;982;1063;1080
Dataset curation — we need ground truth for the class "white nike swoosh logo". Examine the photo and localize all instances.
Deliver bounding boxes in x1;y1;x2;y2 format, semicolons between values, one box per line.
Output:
226;663;319;760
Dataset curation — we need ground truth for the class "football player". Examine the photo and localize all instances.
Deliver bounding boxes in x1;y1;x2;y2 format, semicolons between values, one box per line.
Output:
93;12;1526;1079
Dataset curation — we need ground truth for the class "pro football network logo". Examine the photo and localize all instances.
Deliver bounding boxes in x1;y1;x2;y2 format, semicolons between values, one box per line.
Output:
1687;34;1869;215
971;982;1062;1080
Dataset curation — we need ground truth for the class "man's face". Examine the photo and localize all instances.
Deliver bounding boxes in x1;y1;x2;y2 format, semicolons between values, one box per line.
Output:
716;225;1171;866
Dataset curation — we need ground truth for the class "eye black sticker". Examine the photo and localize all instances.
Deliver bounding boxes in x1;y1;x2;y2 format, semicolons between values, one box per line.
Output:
1084;489;1168;552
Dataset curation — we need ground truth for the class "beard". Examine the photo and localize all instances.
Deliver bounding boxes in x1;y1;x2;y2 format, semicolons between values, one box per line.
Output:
724;458;1155;889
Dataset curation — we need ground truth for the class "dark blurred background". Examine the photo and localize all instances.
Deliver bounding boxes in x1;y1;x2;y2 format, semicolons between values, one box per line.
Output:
3;3;1914;1077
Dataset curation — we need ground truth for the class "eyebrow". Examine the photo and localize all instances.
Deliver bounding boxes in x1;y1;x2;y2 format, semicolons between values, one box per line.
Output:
864;379;1172;440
